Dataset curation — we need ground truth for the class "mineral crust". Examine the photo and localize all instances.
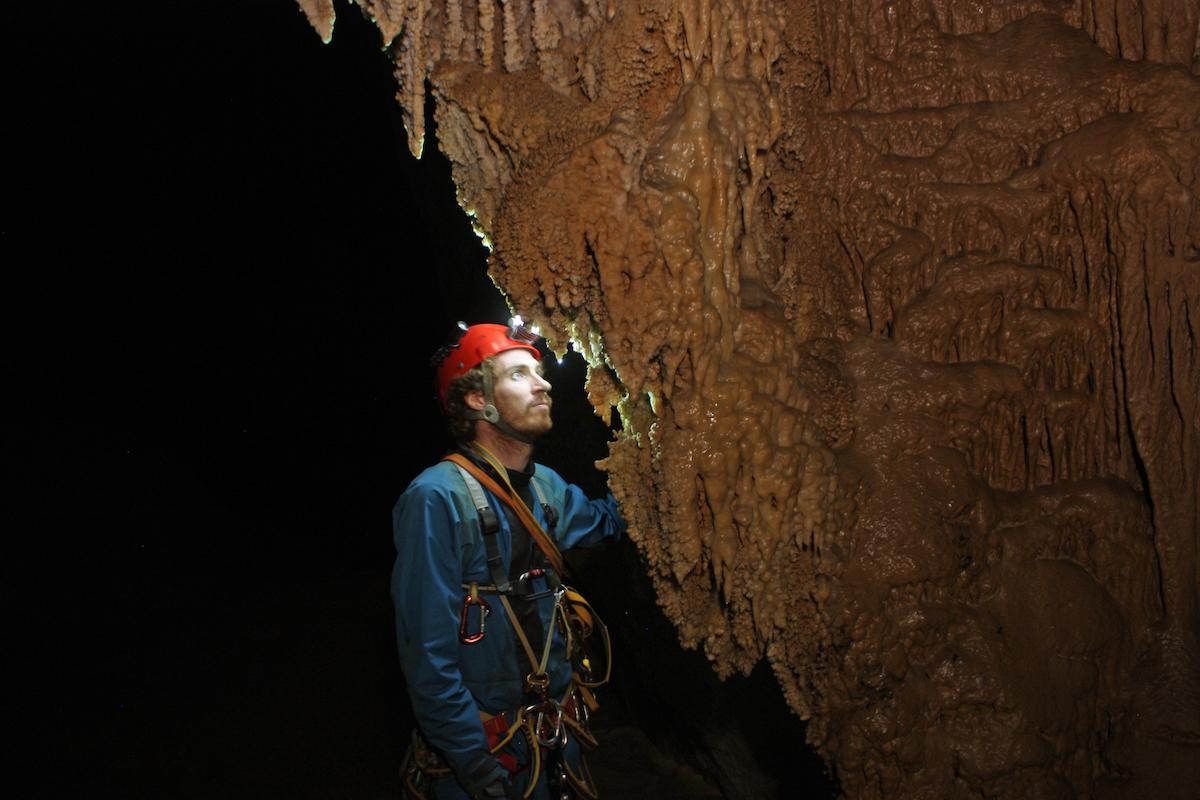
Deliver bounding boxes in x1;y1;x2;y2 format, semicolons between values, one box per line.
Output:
300;1;1200;796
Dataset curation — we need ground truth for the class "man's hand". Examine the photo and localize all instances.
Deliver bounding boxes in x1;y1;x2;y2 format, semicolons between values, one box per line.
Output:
460;751;515;800
475;776;517;799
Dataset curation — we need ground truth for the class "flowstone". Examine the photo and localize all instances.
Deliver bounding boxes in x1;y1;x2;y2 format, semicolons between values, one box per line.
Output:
299;2;1200;796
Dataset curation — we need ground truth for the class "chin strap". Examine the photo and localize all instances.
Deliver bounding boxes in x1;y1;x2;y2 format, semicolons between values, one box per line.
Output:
464;363;538;444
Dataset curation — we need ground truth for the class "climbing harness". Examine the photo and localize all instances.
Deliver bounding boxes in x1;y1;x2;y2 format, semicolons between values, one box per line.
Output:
401;447;612;799
445;447;612;685
447;446;568;578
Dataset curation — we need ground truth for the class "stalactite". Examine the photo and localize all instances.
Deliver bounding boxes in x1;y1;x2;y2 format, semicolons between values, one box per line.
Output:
410;1;426;138
393;22;425;157
367;0;407;48
296;0;336;43
445;0;465;59
478;0;495;70
530;0;551;75
500;0;524;73
1076;0;1200;65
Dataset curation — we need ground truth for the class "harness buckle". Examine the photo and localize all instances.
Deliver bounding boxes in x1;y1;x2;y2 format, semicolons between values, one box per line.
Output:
524;671;550;698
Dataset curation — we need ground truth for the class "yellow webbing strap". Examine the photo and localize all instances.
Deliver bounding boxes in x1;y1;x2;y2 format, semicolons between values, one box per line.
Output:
562;591;611;689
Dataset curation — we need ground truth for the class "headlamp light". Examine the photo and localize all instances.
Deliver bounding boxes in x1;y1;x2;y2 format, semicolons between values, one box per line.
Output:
508;315;542;345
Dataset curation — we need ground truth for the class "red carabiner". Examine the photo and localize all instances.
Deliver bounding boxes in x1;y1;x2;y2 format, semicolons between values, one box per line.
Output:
459;593;491;644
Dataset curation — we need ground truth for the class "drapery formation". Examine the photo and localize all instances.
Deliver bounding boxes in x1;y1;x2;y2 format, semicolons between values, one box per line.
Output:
298;2;1200;796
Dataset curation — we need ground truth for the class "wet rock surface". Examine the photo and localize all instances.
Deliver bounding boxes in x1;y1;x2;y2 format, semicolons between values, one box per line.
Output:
298;1;1200;797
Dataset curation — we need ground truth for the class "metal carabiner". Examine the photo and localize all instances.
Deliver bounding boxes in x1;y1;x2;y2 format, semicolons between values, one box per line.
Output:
572;688;590;727
532;701;566;749
459;592;491;644
514;568;556;601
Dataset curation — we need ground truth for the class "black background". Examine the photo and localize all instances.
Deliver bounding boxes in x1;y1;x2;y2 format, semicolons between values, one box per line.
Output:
13;1;612;796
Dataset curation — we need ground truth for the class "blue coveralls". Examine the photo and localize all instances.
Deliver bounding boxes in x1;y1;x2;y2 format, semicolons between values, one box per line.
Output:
392;458;625;799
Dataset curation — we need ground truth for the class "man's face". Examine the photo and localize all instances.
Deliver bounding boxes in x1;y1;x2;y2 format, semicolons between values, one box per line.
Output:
489;348;553;438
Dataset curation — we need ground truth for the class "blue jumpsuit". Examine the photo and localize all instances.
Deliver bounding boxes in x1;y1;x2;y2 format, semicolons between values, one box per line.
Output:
391;459;625;799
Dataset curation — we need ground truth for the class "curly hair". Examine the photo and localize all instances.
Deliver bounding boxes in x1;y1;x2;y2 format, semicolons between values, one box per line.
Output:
444;357;496;442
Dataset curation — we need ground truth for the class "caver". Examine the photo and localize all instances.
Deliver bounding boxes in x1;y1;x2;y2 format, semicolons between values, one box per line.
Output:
392;319;625;800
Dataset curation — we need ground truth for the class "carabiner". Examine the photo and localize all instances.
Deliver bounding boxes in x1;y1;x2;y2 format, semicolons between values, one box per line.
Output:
523;699;566;749
459;592;491;644
572;688;590;727
533;705;566;749
514;568;555;601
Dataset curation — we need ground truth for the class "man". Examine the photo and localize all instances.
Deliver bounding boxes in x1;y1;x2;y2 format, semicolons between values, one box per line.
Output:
392;319;625;799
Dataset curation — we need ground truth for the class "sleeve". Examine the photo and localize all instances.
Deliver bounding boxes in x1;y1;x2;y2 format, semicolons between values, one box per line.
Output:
391;476;493;784
537;467;627;551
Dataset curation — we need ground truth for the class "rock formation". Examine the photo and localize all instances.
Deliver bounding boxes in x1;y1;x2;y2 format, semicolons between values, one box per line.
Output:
298;1;1199;796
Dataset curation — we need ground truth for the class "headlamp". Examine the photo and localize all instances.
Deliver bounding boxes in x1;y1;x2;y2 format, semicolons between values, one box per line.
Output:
508;315;542;345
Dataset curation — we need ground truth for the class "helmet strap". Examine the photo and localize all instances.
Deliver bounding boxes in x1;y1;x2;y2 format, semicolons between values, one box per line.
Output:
465;361;538;445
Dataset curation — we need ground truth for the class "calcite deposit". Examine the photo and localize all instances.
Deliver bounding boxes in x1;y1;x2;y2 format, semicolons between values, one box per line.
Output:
299;1;1199;797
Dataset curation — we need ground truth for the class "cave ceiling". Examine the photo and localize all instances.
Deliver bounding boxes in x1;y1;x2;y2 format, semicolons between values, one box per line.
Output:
298;1;1199;797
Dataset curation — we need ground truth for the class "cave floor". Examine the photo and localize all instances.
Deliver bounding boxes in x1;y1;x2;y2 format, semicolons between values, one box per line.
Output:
587;723;724;799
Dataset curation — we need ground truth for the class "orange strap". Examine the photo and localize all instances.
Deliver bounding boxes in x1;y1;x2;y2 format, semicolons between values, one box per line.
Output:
443;453;568;578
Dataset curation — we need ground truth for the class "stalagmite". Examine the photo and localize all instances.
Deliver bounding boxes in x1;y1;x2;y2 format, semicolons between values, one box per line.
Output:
300;1;1200;797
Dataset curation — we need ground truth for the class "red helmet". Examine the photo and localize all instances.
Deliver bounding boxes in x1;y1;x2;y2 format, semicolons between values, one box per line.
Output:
435;321;541;409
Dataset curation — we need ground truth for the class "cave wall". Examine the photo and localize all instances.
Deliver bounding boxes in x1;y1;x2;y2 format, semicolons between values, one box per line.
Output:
297;1;1200;797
